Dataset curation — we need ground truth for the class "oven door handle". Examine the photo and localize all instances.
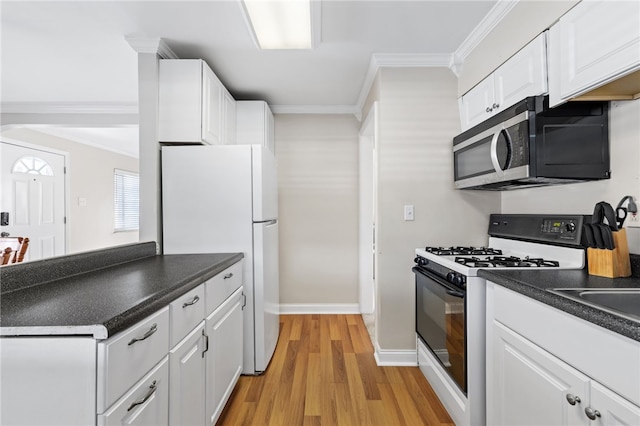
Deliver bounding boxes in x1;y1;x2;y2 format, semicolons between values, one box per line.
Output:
412;267;465;298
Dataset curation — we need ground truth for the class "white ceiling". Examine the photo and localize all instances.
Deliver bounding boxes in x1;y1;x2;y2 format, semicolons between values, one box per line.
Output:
1;0;503;156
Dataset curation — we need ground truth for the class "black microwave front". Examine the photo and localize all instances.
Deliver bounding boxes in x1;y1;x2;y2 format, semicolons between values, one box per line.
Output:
453;96;610;190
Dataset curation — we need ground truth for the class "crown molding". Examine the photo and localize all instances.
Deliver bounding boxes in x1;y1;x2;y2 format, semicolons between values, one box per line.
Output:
354;53;453;120
124;35;178;59
454;0;519;63
1;102;138;115
270;104;360;116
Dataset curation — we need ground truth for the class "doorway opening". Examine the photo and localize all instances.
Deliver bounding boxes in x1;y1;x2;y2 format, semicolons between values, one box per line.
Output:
359;103;378;345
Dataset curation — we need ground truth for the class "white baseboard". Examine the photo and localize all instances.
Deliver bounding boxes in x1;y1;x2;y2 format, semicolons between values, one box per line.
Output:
374;341;418;366
279;303;361;314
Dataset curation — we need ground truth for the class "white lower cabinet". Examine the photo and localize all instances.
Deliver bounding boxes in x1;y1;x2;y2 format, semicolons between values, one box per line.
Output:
98;357;170;426
491;321;640;425
487;283;640;426
590;381;640;426
205;287;244;425
0;259;245;426
169;323;206;426
491;321;590;425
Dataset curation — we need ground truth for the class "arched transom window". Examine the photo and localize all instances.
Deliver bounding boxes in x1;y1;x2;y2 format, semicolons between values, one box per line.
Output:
12;156;54;176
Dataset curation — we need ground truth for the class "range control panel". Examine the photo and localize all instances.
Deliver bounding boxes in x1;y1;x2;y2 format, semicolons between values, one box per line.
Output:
488;214;585;246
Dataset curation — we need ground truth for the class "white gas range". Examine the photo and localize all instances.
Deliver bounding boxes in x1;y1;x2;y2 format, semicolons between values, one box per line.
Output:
413;214;587;426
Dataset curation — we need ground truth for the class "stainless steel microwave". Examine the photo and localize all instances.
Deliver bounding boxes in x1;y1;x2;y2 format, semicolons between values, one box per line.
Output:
453;96;610;190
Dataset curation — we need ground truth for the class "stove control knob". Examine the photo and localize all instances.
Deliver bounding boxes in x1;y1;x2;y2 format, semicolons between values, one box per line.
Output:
446;272;465;287
565;222;576;233
414;256;428;266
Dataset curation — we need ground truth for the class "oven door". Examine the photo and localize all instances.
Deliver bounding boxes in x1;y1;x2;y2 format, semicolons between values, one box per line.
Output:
413;266;467;394
453;111;530;189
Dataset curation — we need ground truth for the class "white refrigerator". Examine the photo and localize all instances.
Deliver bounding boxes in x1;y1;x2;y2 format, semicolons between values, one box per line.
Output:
161;144;279;375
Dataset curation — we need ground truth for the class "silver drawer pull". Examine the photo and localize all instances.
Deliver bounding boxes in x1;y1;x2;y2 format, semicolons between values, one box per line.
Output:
128;323;158;346
127;380;157;412
224;273;233;279
182;295;200;308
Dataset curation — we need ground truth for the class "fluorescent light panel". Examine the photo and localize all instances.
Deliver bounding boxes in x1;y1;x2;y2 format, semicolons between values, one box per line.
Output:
243;0;312;49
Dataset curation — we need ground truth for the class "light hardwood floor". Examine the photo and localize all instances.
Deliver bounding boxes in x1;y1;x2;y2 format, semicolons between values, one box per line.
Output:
217;314;454;426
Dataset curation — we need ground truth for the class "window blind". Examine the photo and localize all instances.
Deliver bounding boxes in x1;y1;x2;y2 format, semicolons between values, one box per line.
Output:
114;169;139;232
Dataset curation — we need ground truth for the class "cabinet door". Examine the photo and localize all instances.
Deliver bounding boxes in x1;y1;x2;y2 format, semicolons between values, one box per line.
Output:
202;65;222;144
494;33;547;114
205;287;244;426
553;0;640;100
589;382;640;426
459;75;495;130
159;59;205;143
489;321;589;426
169;323;206;426
98;357;169;426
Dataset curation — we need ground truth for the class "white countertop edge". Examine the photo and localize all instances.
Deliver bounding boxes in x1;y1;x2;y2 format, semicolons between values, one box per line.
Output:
0;325;108;339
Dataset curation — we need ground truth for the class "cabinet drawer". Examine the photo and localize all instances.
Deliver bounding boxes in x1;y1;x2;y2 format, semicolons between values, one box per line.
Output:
170;284;205;347
98;356;169;426
206;261;243;315
97;307;169;413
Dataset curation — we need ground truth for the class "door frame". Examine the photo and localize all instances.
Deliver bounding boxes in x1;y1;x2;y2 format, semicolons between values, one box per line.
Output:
0;136;70;256
358;103;378;316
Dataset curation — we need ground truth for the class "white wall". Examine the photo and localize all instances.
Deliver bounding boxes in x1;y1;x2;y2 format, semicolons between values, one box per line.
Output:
0;127;139;253
374;67;499;351
502;99;640;254
275;114;361;308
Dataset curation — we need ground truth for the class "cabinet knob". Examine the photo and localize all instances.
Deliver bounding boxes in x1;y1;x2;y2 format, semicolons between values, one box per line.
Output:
492;103;500;109
566;394;581;405
585;407;601;420
224;273;233;279
486;107;493;113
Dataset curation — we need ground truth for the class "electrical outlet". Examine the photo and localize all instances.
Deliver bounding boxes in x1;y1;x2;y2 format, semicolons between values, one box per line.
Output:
627;212;640;228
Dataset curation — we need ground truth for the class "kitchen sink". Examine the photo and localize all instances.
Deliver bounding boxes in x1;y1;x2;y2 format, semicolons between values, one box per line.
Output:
549;288;640;324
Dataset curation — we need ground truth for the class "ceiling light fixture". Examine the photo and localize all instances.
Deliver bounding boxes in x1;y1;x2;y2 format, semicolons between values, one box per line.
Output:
241;0;316;50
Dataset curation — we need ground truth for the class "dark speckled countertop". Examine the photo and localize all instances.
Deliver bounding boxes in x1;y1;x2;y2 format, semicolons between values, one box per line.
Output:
0;242;243;339
479;255;640;342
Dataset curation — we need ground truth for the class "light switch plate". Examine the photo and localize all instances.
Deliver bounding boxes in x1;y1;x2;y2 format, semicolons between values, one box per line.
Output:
404;205;414;221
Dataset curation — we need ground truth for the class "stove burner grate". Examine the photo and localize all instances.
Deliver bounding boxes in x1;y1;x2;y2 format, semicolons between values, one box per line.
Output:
424;246;503;256
454;255;560;268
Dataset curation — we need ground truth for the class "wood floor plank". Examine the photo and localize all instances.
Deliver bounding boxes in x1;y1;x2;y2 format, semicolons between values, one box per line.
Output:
304;353;321;416
217;314;453;426
344;352;374;425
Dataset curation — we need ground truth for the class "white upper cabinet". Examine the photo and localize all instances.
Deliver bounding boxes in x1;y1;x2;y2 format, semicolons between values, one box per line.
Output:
159;59;236;145
236;101;275;154
459;33;548;131
549;0;640;106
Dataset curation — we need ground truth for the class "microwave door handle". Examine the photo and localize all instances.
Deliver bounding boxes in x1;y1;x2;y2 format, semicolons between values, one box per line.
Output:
490;128;505;177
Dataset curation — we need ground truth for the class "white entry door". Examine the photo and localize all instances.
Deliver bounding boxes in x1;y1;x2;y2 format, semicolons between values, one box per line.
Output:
0;141;67;261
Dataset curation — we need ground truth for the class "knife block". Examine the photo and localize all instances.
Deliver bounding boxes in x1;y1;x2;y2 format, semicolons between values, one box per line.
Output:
587;229;632;278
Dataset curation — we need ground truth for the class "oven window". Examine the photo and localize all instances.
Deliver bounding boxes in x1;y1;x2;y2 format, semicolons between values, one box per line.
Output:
415;268;466;393
454;135;495;180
